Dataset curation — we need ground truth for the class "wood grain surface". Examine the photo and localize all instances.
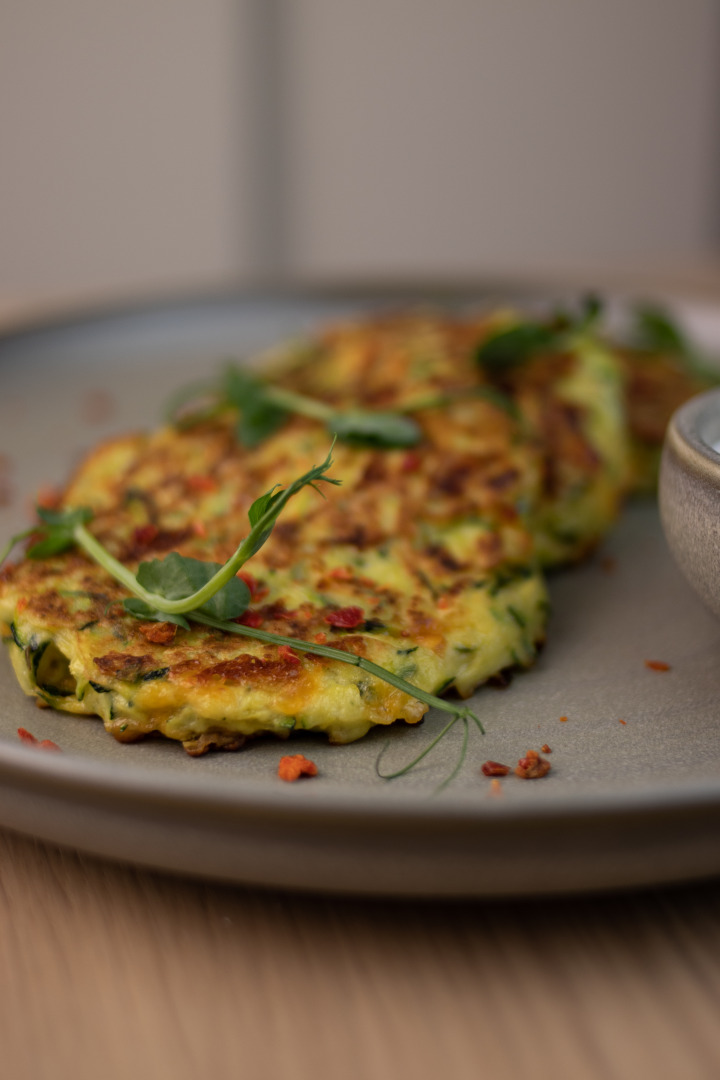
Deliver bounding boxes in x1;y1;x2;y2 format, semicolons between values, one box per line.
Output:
2;829;720;1080
3;282;720;1080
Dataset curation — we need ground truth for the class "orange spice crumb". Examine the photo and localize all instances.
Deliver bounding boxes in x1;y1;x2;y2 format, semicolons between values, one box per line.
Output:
16;597;28;613
277;754;318;782
437;595;450;610
277;645;300;665
540;744;552;754
489;779;503;796
514;749;551;779
187;474;217;493
618;718;627;726
138;621;177;645
645;660;670;672
559;716;568;722
314;632;327;644
192;520;208;538
329;566;354;581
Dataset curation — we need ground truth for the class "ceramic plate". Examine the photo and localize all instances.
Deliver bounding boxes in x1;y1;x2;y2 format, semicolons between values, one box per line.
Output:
2;286;720;897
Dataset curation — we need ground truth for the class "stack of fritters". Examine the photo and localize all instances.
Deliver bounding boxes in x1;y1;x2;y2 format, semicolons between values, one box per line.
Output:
0;311;701;753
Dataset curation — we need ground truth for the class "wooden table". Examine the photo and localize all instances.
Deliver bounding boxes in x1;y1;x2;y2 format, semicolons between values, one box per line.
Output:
3;279;720;1080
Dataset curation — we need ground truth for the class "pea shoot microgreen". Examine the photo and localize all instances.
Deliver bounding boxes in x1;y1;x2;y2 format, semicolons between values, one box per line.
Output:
375;708;484;794
168;365;423;449
630;303;720;384
475;294;604;374
1;446;484;787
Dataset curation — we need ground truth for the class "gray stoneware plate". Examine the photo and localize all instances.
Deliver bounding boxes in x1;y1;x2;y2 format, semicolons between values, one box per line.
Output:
2;285;720;897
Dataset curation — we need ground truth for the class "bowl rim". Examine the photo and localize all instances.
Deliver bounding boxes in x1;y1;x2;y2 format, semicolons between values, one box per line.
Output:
668;386;720;475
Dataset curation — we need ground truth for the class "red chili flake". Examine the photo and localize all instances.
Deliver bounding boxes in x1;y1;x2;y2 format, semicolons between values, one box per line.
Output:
437;595;450;610
325;606;365;629
645;660;670;672
237;571;259;596
329;566;354;581
16;597;28;613
541;744;552;754
35;486;62;510
138;621;177;645
278;754;318;782
192;520;207;538
401;451;422;473
314;632;328;644
489;779;503;796
559;715;569;722
481;760;510;777
187;474;217;493
277;644;300;664
17;728;61;752
236;610;264;629
618;719;627;726
133;523;159;547
514;749;551;779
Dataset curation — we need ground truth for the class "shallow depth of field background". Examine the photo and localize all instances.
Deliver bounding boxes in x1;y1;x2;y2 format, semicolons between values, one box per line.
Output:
1;0;719;301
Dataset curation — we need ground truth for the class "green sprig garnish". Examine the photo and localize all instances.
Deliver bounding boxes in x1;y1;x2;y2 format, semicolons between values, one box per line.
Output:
376;708;482;794
476;294;604;373
630;302;720;383
2;447;483;785
168;366;423;450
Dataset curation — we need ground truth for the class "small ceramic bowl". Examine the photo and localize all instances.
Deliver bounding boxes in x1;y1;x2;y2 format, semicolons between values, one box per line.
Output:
660;387;720;619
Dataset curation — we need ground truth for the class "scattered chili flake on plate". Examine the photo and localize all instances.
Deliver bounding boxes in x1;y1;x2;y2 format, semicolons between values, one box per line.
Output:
17;728;61;752
481;760;510;777
618;719;627;726
277;754;318;782
541;744;552;753
514;750;551;779
645;660;670;672
559;715;569;722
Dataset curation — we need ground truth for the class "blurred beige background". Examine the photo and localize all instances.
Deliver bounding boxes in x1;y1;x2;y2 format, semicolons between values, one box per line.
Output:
1;0;719;301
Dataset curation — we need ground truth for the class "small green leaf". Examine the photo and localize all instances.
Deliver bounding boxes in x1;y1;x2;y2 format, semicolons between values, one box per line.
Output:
122;598;191;630
248;486;283;528
633;304;691;358
36;506;93;529
328;410;422;448
26;506;94;560
476;323;557;373
476;296;605;375
136;552;251;619
224;368;288;447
